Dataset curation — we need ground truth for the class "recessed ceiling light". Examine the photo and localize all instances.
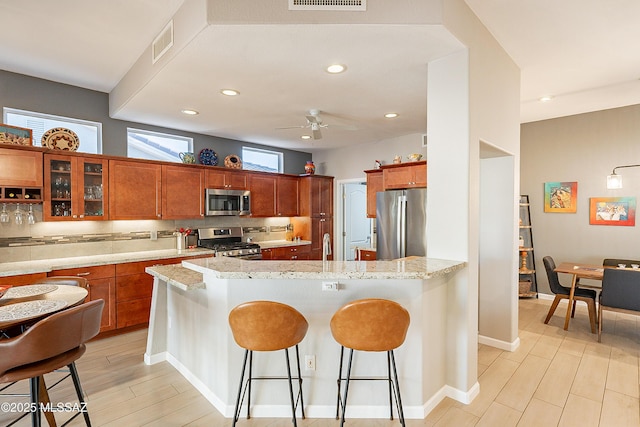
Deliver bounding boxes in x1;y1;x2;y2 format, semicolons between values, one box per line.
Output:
221;89;240;96
301;135;312;140
539;95;553;102
326;64;346;74
384;112;399;118
181;109;199;115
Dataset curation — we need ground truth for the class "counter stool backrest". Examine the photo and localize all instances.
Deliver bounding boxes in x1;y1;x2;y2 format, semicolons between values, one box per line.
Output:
603;258;640;267
330;298;410;352
229;301;308;352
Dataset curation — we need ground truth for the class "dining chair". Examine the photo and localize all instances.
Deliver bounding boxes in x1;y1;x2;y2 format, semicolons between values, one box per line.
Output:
0;299;104;427
602;258;640;268
598;268;640;342
543;256;597;333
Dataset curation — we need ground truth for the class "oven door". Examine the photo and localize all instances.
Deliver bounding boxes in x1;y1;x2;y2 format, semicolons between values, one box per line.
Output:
205;189;250;216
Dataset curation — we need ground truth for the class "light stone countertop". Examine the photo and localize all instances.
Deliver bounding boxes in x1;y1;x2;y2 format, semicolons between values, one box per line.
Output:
181;256;465;281
257;240;312;249
145;264;205;291
0;248;215;277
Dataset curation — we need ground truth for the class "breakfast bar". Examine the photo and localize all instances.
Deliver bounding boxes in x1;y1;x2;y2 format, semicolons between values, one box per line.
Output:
145;256;469;420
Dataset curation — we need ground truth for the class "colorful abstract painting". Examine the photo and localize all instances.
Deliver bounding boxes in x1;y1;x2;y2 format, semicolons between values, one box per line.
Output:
589;197;636;226
544;182;578;213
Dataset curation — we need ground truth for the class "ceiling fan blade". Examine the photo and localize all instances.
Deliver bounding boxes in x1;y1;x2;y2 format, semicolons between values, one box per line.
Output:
312;128;322;139
275;125;306;130
305;114;321;124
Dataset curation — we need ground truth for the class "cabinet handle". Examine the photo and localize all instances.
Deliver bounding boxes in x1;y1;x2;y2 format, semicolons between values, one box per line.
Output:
76;272;91;277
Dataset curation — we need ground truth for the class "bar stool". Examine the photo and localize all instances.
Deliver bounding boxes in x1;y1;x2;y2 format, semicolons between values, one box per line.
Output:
330;298;410;426
228;301;309;426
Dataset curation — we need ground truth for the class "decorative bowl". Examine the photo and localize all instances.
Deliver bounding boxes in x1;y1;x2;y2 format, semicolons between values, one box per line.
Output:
407;153;423;161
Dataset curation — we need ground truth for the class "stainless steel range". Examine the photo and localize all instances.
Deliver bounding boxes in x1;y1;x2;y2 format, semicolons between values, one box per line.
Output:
196;227;261;259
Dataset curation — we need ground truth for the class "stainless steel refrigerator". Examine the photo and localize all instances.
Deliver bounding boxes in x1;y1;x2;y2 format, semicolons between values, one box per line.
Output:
376;188;427;260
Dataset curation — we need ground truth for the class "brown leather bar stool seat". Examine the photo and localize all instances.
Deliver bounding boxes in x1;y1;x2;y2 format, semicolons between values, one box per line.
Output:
33;276;89;288
0;299;104;427
228;301;309;427
330;298;410;426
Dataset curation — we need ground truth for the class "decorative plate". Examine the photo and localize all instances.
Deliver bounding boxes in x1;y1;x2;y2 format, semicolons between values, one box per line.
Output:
42;127;79;151
3;284;58;299
224;154;242;169
0;300;67;322
199;148;218;166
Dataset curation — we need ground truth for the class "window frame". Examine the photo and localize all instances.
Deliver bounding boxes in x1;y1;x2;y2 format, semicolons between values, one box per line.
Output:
242;146;284;173
126;127;193;163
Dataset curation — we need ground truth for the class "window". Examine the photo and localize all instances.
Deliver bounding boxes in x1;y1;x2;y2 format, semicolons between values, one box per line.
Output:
242;146;283;173
127;128;193;163
3;107;102;154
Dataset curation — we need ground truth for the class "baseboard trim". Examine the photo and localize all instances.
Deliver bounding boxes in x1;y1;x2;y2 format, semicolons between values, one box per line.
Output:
478;334;520;352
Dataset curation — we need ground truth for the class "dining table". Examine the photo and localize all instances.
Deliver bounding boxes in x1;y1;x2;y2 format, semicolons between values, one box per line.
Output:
554;262;605;331
0;283;89;427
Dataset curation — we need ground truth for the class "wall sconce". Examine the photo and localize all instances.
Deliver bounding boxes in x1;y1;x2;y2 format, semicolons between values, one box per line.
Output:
607;164;640;189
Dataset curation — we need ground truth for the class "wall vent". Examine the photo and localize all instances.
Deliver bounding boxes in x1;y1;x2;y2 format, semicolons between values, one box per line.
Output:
289;0;366;11
152;20;174;64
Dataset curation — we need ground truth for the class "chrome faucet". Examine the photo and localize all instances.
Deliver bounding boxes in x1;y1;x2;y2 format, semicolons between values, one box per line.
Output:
322;233;332;261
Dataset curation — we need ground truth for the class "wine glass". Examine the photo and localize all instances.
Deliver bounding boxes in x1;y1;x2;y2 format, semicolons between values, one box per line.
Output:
0;204;8;223
27;204;35;225
14;204;23;225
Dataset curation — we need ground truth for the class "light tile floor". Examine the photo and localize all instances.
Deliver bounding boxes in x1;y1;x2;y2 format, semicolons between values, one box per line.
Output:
2;297;639;426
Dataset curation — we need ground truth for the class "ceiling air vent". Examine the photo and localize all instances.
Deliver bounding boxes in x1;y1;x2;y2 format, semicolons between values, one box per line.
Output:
289;0;366;11
152;20;174;64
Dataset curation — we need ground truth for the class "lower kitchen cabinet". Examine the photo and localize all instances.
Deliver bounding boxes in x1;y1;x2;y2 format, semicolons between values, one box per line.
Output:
48;264;117;332
310;217;333;260
0;272;47;287
261;245;310;260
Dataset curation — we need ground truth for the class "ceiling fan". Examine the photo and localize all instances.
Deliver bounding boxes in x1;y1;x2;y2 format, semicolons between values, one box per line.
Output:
276;109;329;140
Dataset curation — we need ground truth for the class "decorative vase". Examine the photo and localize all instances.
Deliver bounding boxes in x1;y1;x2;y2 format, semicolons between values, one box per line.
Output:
305;160;316;175
176;234;186;251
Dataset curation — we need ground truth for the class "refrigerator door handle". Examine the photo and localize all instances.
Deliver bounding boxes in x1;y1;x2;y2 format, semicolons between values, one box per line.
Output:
399;194;407;258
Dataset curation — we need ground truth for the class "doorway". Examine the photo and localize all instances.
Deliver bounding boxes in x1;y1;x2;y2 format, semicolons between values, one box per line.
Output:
339;180;369;261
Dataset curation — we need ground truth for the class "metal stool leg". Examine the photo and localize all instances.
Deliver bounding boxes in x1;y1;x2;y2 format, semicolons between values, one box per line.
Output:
294;345;305;419
335;346;345;420
247;350;253;419
29;376;41;427
284;348;298;427
339;349;354;427
232;350;249;426
69;362;92;426
387;351;394;420
390;350;405;426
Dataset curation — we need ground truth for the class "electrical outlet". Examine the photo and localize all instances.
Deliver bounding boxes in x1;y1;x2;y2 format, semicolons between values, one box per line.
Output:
322;281;339;291
305;355;316;371
150;230;158;240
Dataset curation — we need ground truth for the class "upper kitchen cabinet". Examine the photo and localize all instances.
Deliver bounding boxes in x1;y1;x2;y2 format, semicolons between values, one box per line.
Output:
43;153;109;221
0;146;43;202
299;175;333;218
205;168;247;190
162;165;205;219
382;161;427;190
109;159;161;220
364;169;383;218
249;173;299;217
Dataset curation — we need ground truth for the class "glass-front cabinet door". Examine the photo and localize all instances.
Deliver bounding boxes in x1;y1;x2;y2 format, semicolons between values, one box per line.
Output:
44;154;108;221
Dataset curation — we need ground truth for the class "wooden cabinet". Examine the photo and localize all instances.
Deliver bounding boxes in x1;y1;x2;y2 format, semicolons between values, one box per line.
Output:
205;168;247;190
109;159;162;220
364;169;383;218
0;273;47;287
48;265;116;332
261;245;310;260
309;217;333;260
162;165;205;219
115;260;157;329
44;154;109;221
277;175;299;217
299;175;333;218
382;161;426;189
0;147;43;203
249;174;299;217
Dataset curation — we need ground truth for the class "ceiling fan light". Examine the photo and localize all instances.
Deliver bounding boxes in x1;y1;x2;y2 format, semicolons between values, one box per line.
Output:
384;112;399;118
326;64;346;74
221;89;239;96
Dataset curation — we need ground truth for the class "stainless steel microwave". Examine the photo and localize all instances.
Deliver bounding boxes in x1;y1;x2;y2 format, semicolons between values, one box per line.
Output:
205;189;250;216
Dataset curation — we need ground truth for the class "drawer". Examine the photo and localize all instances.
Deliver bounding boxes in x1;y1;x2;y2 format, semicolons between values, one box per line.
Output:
116;273;153;302
0;273;48;287
49;264;115;280
116;259;166;276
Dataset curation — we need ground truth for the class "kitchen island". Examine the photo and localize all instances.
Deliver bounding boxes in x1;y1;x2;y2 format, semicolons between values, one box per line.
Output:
145;256;471;420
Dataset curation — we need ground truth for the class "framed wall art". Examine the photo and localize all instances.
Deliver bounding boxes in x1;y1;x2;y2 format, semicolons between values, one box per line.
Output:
544;182;578;213
589;197;636;226
0;124;32;146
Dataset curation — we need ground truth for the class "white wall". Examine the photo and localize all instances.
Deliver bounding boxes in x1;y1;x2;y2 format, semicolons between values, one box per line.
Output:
521;104;640;294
